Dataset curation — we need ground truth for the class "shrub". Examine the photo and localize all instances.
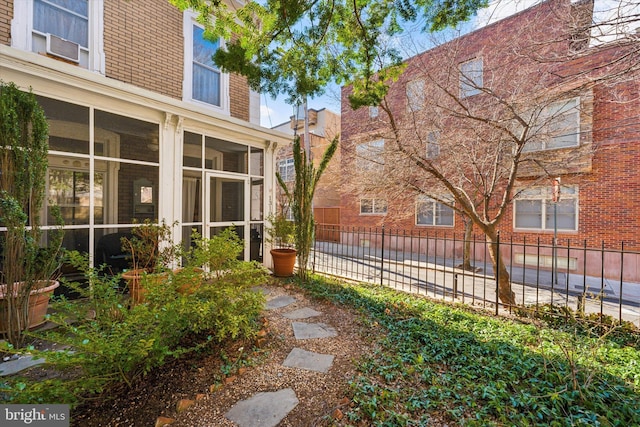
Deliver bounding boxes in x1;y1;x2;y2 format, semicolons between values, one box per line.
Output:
0;237;268;405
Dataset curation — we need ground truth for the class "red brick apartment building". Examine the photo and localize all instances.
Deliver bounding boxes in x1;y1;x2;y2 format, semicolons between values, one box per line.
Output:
339;0;640;281
0;0;290;270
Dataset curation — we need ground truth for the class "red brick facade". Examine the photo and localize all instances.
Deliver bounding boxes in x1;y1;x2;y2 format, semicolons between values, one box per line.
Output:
340;0;640;250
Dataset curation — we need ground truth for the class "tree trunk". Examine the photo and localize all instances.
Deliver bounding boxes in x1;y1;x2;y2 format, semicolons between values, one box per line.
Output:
485;229;516;306
461;218;473;271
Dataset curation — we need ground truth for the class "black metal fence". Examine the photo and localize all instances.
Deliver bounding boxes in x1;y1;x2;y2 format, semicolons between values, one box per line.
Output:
310;225;640;328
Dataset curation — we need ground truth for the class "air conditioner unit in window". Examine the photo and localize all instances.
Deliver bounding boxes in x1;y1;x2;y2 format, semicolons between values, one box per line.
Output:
46;34;80;63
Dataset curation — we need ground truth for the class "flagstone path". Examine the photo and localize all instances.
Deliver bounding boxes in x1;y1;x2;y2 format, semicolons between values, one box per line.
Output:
168;283;370;426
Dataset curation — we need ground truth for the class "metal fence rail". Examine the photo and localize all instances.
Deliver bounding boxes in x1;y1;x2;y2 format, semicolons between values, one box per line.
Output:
310;225;640;328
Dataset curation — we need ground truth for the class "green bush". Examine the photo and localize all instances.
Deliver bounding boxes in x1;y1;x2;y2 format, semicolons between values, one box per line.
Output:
0;236;268;406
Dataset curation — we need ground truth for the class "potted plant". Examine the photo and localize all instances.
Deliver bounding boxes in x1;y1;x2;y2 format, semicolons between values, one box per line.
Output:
265;212;297;277
0;82;64;347
120;219;175;304
174;227;243;294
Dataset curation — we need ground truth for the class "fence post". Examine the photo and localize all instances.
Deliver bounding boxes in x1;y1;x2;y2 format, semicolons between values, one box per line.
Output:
380;226;385;286
495;231;500;316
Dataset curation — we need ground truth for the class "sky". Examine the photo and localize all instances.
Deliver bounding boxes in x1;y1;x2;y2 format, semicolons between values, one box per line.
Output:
258;0;639;128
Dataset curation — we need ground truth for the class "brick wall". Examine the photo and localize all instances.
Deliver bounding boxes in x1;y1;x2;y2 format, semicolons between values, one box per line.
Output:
104;0;183;99
339;0;640;249
229;73;250;121
0;0;11;45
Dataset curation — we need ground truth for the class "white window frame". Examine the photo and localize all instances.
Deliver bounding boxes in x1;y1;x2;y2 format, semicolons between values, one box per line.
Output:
513;185;579;231
406;79;425;112
416;196;454;227
459;58;483;98
360;198;387;215
11;0;105;74
278;157;295;182
356;139;384;172
182;11;230;115
523;97;581;152
369;105;379;119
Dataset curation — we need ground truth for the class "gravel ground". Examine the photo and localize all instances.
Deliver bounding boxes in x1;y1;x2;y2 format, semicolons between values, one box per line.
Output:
172;282;374;426
72;281;376;426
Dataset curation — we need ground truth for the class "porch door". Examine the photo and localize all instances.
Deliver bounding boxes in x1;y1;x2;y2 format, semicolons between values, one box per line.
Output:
204;172;250;260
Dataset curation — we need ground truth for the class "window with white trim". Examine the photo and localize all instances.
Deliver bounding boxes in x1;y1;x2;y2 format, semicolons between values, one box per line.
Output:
360;198;387;215
426;131;440;159
278;158;295;182
459;58;483;98
11;0;104;72
514;185;578;231
416;196;454;226
356;140;384;172
369;106;379;118
183;13;229;114
407;79;425;112
523;98;580;152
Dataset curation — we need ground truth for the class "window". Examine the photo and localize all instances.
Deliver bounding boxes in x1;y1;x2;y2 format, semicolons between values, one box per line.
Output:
183;12;229;114
34;0;88;47
360;198;387;215
369;106;379;119
523;98;580;152
406;80;425;112
12;0;104;72
278;158;295;182
356;140;384;172
416;196;454;226
459;58;483;98
426;131;440;159
514;185;578;231
193;25;221;106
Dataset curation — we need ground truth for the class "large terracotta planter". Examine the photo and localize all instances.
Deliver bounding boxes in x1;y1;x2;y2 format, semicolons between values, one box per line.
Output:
122;269;169;304
172;267;205;295
270;249;297;277
0;280;59;332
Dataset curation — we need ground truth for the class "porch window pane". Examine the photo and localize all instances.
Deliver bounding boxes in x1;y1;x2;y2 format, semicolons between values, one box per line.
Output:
95;110;159;163
205;137;247;173
251;178;264;221
113;162;159;223
250;147;264;176
209;177;244;222
37;95;89;154
183;132;203;168
182;171;201;223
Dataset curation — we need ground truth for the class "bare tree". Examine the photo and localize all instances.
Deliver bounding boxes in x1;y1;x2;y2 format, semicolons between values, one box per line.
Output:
342;0;639;305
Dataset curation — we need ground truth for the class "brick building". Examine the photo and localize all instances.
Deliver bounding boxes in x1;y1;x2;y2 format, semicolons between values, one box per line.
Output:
339;0;639;280
272;108;342;229
1;0;290;269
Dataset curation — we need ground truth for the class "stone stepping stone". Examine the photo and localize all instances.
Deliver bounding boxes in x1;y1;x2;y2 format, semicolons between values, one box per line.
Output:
265;295;296;310
225;388;299;427
291;321;337;339
283;347;334;373
0;355;45;376
283;307;322;319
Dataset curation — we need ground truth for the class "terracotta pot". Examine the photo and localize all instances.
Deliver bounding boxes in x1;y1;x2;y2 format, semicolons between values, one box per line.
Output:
270;248;297;277
122;269;169;304
173;267;204;295
0;280;59;332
